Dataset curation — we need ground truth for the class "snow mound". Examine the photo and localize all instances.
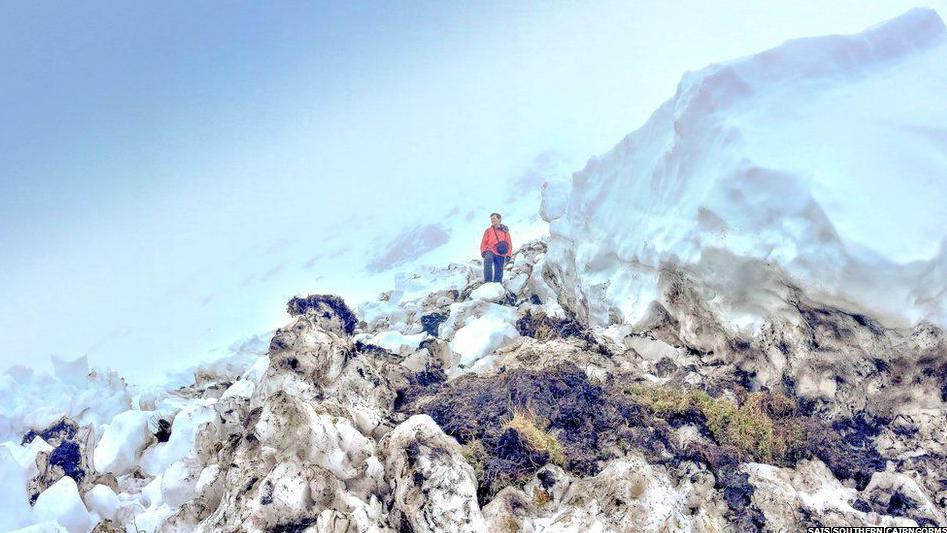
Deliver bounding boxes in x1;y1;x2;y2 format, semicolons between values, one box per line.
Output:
0;358;131;442
548;7;947;331
93;410;154;475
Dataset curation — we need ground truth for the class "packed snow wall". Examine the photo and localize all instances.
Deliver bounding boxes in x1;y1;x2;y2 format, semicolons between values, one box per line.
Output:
543;7;947;333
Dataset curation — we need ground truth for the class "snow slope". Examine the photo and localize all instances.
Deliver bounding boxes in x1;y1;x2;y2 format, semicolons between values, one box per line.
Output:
545;7;947;331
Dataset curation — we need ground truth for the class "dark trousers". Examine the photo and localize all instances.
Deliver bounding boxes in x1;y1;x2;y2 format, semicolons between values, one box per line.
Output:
483;251;506;282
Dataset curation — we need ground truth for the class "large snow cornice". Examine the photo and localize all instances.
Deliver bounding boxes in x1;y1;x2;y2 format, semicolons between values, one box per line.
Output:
547;8;947;329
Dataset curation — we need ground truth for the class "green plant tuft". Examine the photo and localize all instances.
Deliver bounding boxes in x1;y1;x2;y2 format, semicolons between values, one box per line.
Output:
625;383;807;464
503;408;567;467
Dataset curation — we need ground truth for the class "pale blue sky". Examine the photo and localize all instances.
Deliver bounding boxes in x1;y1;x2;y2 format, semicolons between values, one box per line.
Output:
2;1;944;383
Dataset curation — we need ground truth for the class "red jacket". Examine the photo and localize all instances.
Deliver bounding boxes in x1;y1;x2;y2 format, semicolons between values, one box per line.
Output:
481;224;512;257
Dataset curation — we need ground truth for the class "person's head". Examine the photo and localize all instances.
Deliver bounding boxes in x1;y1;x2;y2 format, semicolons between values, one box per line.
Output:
490;212;502;226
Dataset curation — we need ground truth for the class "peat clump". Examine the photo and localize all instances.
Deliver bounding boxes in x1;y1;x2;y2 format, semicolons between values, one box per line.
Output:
154;418;172;443
397;357;897;518
22;417;77;446
419;312;447;337
285;294;357;334
393;367;447;412
514;310;584;341
626;383;891;493
810;415;887;491
353;340;396;358
515;310;613;356
396;363;668;502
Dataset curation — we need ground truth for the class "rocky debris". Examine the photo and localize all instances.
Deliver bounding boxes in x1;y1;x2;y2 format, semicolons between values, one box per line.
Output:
177;241;947;530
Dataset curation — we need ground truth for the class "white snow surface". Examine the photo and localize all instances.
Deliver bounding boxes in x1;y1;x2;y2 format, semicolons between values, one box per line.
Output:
448;305;520;367
139;400;217;477
83;484;120;522
0;446;37;531
357;329;429;354
548;7;947;331
32;477;93;533
93;409;154;475
0;358;131;442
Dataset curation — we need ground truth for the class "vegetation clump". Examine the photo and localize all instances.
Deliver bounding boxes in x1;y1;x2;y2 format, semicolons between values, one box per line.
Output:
624;384;807;464
285;294;357;334
503;408;566;467
396;361;890;514
396;363;663;502
462;439;487;480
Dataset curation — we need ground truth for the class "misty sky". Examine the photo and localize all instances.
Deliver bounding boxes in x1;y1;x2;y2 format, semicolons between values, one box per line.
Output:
2;1;945;383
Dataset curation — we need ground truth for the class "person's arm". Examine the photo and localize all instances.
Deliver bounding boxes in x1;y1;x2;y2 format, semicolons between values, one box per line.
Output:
506;229;513;257
480;229;490;257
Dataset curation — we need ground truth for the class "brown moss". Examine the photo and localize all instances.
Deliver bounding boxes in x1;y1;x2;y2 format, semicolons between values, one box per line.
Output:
504;516;521;532
532;486;552;507
533;320;554;341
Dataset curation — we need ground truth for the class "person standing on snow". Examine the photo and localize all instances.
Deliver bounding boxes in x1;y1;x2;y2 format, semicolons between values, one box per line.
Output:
480;212;513;283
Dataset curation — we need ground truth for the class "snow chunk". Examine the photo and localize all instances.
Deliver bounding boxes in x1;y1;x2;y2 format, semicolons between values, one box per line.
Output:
161;458;198;507
255;392;375;481
468;282;507;302
380;415;486;532
220;354;269;399
49;355;89;387
139;401;216;477
504;272;529;296
93;410;153;475
540;176;571;222
32;477;93;533
2;436;54;480
83;484;120;521
449;311;520;367
358;329;428;354
0;446;35;531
